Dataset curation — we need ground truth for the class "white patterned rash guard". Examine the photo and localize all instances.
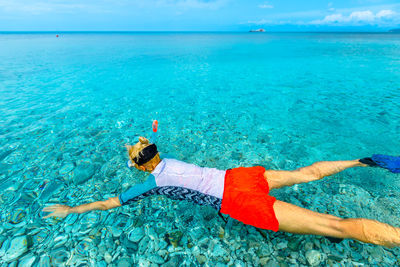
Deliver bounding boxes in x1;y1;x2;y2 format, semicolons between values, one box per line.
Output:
119;158;226;210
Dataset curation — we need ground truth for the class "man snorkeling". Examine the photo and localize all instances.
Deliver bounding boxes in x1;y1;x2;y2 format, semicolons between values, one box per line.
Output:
43;135;400;248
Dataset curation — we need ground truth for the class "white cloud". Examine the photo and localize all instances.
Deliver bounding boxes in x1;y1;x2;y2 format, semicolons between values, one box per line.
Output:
349;10;375;22
321;13;345;23
311;9;398;25
376;9;396;18
259;3;273;9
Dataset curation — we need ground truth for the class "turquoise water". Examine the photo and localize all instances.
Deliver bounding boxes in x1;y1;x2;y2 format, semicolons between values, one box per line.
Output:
1;32;400;265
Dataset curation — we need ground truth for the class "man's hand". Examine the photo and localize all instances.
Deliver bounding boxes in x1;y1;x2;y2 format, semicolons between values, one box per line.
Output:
42;204;71;218
42;197;121;219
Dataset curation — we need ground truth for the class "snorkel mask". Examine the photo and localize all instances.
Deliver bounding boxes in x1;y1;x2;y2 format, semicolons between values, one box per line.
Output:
126;120;159;169
127;144;158;168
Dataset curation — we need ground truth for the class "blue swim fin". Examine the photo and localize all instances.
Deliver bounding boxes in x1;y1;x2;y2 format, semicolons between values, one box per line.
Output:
361;154;400;173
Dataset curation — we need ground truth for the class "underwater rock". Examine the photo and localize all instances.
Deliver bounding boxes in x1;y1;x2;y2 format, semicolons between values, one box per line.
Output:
276;240;288;250
167;230;183;248
117;257;132;267
53;234;68;248
3;235;29;262
305;250;323;266
100;156;120;178
4;207;27;229
148;254;165;264
256;245;272;258
157;240;168;250
75;238;93;257
265;259;279;267
0;238;11;257
38;255;51;267
32;229;50;247
64;213;79;225
127;227;144;243
162;255;181;267
259;257;269;265
189;226;206;241
80;212;100;227
195;254;207;264
40;181;63;202
137;257;151;267
59;163;74;175
147;227;157;240
288;238;302;251
73;163;95;185
138;236;150;254
18;253;36;267
0;236;6;248
49;247;70;265
0;190;21;206
0;163;12;178
95;260;107;267
104;251;112;264
155;226;166;235
368;246;384;262
109;226;122;238
212;243;226;257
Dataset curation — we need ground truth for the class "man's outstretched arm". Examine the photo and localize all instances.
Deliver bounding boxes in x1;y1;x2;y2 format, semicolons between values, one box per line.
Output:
42;197;121;218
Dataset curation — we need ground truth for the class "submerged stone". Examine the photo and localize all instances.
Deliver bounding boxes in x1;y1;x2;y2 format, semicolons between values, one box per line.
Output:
38;255;51;267
167;230;183;248
117;257;132;267
288;238;302;251
127;227;144;243
0;238;11;257
73;163;95;185
59;163;74;175
49;248;70;265
40;181;63;201
75;238;93;257
306;250;323;266
104;251;112;264
0;190;21;206
148;254;165;264
212;243;226;257
3;236;29;262
4;208;27;229
195;254;207;264
18;253;36;267
138;236;150;254
53;234;68;248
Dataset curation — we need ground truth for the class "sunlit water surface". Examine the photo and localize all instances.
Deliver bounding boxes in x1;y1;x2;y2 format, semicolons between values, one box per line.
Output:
1;32;400;266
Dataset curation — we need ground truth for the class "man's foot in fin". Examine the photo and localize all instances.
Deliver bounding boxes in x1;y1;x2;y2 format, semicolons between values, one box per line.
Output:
360;155;400;173
359;157;378;167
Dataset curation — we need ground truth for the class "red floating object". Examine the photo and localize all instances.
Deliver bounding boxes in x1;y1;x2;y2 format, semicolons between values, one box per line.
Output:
152;120;158;132
56;34;59;37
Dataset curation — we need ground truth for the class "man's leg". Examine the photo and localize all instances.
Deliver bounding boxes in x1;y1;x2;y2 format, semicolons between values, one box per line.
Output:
265;159;366;190
273;200;400;248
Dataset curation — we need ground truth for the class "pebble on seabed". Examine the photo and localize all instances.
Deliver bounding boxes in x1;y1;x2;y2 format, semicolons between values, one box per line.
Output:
306;249;324;266
2;236;29;262
127;227;145;243
17;253;36;267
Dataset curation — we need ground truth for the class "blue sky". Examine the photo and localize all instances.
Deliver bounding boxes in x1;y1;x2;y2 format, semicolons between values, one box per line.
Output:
1;0;399;31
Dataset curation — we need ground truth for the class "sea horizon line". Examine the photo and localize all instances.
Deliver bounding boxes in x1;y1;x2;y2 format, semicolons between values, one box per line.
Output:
0;30;399;34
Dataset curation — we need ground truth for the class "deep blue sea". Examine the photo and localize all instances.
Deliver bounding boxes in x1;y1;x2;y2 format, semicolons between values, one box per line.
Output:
1;32;400;266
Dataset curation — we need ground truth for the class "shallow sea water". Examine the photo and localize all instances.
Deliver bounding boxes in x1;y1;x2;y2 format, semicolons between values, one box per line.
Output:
1;32;400;266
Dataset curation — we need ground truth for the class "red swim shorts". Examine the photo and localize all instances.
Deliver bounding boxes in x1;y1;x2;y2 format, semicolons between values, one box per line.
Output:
220;166;279;232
